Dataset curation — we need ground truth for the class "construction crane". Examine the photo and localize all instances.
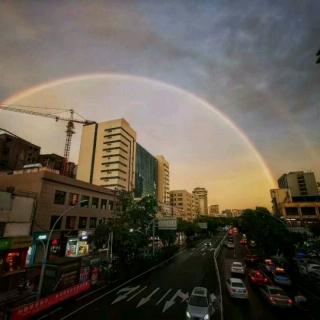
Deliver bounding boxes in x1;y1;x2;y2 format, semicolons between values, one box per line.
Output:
0;104;95;161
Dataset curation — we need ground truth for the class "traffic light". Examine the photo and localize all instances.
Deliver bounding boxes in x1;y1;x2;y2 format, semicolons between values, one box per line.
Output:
316;49;320;64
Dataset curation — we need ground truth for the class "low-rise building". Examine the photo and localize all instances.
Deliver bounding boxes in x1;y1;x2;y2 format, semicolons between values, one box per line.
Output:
0;170;117;265
0;189;36;291
209;205;219;216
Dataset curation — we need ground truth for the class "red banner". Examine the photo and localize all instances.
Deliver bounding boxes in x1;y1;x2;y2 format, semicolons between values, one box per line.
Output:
11;281;91;320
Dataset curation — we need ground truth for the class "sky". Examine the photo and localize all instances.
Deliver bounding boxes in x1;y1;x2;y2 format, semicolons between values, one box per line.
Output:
0;1;319;210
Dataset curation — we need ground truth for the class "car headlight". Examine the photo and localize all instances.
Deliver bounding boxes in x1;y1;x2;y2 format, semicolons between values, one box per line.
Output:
186;311;191;318
204;314;209;320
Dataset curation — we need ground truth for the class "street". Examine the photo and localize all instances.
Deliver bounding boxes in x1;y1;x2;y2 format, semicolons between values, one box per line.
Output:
218;236;316;320
36;234;224;320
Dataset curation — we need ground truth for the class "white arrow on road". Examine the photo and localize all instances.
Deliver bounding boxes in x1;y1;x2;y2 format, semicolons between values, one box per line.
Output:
111;285;140;305
178;291;189;303
117;286;133;294
136;287;160;308
162;289;181;313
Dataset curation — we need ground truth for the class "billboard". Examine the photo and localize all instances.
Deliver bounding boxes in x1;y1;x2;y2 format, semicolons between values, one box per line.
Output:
157;217;177;230
198;222;208;229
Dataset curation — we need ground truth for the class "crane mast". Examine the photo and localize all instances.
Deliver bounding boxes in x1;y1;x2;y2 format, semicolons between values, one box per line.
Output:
0;104;95;165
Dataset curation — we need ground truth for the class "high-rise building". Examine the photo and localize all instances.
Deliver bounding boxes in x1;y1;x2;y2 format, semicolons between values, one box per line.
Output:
170;190;193;220
77;119;136;191
0;131;40;171
278;171;318;198
192;187;208;215
209;204;219;216
155;155;170;204
134;143;157;198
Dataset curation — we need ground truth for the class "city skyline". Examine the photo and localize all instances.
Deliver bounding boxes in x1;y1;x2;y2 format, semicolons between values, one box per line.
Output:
0;1;319;210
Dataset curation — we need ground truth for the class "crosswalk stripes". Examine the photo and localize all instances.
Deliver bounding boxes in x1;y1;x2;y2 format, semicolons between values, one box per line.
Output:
156;289;172;306
127;286;147;301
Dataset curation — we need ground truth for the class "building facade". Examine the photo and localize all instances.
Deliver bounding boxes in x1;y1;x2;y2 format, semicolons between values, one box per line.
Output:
169;190;193;220
0;190;35;291
156;155;170;204
0;170;117;264
271;188;320;227
192;187;208;215
0;131;40;172
77;118;136;191
278;171;319;197
134;144;157;198
40;153;76;178
209;204;219;216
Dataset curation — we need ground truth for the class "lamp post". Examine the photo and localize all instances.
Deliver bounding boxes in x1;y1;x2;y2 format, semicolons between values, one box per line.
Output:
37;199;88;300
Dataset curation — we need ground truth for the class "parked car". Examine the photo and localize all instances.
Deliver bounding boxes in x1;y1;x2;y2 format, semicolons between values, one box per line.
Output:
259;285;293;308
240;239;247;245
231;262;245;275
204;242;212;247
226;278;248;299
248;269;271;286
272;267;291;286
186;287;216;320
298;263;320;277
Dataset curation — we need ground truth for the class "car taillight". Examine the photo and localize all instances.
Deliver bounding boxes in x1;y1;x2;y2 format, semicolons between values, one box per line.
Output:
231;288;236;292
288;299;293;305
269;297;275;303
263;278;268;282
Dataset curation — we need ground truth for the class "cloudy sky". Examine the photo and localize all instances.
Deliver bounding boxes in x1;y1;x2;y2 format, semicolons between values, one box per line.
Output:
0;1;319;210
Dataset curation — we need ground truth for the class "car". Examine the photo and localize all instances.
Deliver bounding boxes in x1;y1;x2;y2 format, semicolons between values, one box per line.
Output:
248;269;271;286
231;262;245;275
245;255;261;266
249;240;256;248
226;278;248;299
272;267;291;286
298;263;320;276
240;239;247;245
204;242;212;247
186;287;216;320
227;242;235;249
259;285;293;308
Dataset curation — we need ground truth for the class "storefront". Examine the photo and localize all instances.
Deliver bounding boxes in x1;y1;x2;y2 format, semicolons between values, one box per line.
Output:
0;236;32;291
65;231;90;257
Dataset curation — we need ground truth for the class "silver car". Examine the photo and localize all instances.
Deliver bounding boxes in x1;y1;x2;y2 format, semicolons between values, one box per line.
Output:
186;287;216;320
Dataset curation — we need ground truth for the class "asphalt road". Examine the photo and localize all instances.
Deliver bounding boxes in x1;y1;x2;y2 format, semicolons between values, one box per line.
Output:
38;233;224;320
218;235;316;320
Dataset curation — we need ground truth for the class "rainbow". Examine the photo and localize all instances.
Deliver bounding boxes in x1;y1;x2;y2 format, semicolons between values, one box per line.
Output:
3;72;276;187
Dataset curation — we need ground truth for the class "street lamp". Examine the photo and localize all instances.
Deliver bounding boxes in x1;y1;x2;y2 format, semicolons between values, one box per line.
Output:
37;199;88;299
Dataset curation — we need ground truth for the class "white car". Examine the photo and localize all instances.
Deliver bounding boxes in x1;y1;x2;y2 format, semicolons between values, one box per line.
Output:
186;287;216;320
226;278;248;299
231;262;245;274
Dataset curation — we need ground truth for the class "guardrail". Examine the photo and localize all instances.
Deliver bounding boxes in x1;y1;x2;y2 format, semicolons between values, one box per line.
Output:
213;232;228;320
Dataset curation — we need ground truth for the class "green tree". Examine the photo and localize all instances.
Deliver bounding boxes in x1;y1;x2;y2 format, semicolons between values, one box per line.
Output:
93;223;110;249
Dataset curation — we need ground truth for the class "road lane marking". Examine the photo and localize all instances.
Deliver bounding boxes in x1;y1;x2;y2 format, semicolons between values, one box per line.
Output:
136;287;160;308
127;286;147;301
37;307;63;319
111;285;140;304
156;289;172;306
60;249;186;320
162;289;181;313
202;252;206;256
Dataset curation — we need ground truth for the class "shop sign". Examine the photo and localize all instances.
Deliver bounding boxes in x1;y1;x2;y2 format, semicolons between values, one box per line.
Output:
158;217;177;230
0;236;32;250
0;238;11;250
11;281;91;320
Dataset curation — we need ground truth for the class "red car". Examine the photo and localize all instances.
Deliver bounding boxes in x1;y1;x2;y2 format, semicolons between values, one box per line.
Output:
248;269;271;285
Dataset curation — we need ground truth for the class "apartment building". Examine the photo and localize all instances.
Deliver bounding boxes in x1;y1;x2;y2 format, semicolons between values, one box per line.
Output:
278;171;318;198
192;187;208;215
209;204;219;216
170;190;193;220
77;119;136;192
156;155;170;204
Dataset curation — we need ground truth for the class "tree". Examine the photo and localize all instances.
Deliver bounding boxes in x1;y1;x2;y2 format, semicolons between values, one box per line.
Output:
93;223;110;249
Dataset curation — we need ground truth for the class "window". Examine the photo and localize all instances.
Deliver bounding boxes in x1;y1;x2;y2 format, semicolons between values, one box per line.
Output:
89;217;97;228
91;197;99;208
50;215;62;229
285;207;299;215
69;193;80;206
54;190;66;205
66;216;77;229
78;217;87;229
0;222;5;237
101;199;108;210
301;207;316;215
80;195;90;207
109;200;114;210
